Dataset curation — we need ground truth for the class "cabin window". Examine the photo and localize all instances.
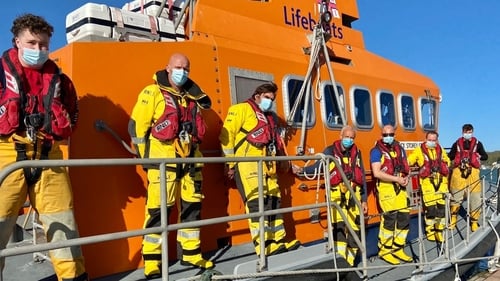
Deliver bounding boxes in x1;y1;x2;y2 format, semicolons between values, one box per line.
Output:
283;77;315;128
228;67;274;104
351;88;373;129
323;82;346;128
420;98;437;130
377;91;396;127
399;95;416;130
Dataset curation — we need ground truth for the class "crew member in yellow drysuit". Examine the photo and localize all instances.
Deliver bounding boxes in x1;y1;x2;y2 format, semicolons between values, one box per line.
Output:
219;82;300;256
129;53;213;279
448;124;488;232
408;131;450;242
0;14;87;281
370;125;413;265
292;125;367;266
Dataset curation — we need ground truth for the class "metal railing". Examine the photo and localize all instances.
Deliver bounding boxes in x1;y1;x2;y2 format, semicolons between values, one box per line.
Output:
1;156;500;281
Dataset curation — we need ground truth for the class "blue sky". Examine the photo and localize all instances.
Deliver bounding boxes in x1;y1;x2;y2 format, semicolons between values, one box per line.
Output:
1;1;499;151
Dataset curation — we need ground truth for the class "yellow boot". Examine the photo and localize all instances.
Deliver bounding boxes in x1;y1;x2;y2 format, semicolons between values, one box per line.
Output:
144;260;161;280
181;254;214;269
449;205;460;230
346;247;358;266
470;210;481;232
378;247;400;265
255;241;287;256
393;248;413;263
425;223;436;241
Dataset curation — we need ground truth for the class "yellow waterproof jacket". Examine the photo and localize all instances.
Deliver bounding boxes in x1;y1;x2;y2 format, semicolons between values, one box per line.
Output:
129;71;210;161
407;145;451;169
219;102;269;168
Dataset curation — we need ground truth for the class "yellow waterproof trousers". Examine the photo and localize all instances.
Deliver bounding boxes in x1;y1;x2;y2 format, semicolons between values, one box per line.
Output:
377;182;410;251
420;176;448;241
234;160;286;250
142;146;205;264
0;138;86;281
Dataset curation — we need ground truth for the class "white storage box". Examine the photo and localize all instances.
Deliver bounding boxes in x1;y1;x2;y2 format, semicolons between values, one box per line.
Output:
122;0;186;26
65;3;185;43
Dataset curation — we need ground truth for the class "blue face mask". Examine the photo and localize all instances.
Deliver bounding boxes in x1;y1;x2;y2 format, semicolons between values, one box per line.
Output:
426;141;436;148
382;136;394;145
341;138;354;148
22;48;49;67
171;68;189;86
463;133;472;140
259;97;273;112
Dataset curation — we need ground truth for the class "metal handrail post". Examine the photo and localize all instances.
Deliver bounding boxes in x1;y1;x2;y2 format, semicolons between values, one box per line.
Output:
160;163;169;281
482;175;486;230
257;159;267;272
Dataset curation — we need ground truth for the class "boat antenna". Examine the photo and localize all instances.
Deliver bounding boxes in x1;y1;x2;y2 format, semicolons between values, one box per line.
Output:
288;0;346;155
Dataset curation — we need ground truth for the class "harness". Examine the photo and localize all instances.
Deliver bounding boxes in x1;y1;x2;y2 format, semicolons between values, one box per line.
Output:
330;141;364;209
453;137;480;178
375;140;409;195
150;70;210;179
0;49;68;185
330;141;363;187
420;143;448;191
234;99;281;156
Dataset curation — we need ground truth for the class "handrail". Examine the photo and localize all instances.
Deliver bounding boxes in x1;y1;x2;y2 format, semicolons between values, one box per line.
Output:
1;155;499;281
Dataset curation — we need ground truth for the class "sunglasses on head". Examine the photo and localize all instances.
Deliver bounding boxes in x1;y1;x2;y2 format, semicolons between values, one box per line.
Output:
382;133;395;137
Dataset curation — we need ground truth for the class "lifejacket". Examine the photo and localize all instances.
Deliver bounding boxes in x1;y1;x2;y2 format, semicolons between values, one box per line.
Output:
0;48;72;140
419;143;449;178
238;98;282;153
453;137;481;169
329;140;364;187
375;140;409;177
150;70;210;144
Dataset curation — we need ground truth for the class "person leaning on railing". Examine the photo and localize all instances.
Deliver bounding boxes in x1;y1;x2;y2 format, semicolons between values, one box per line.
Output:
448;123;488;232
370;125;413;265
407;130;450;242
219;82;300;257
292;125;367;266
0;14;87;281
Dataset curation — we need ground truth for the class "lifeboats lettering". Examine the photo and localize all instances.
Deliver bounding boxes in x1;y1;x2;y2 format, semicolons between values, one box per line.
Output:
282;6;343;39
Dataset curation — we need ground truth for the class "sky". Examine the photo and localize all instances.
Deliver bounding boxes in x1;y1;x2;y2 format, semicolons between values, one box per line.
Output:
1;1;499;151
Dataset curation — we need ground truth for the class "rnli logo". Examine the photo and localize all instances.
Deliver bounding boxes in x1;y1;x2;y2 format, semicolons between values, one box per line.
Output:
154;120;171;132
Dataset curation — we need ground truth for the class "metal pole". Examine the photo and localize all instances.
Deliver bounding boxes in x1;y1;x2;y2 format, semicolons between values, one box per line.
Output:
160;163;169;281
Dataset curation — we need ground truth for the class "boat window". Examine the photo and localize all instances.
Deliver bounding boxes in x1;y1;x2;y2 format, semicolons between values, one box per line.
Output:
322;82;345;128
399;94;416;130
283;77;315;128
351;87;373;129
420;98;437;130
377;91;396;127
228;67;274;105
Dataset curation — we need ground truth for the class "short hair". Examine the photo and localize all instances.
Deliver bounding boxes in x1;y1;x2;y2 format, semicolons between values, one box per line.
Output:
252;82;278;98
11;14;53;47
462;123;474;132
425;130;439;138
340;125;356;138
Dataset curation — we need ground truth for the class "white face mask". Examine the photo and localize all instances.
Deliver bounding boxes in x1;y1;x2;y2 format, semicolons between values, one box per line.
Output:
463;133;472;140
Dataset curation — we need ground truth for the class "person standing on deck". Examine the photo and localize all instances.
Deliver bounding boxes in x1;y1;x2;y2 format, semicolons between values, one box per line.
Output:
407;131;451;242
129;53;213;279
448;123;488;232
292;125;368;266
219;82;301;256
0;14;88;281
370;125;413;265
